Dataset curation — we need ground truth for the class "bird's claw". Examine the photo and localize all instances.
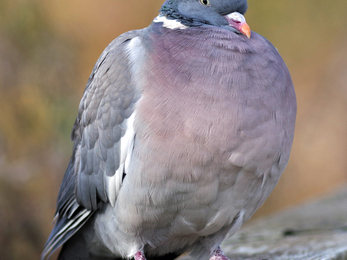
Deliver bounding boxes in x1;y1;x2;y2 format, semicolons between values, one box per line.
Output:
134;251;147;260
209;246;230;260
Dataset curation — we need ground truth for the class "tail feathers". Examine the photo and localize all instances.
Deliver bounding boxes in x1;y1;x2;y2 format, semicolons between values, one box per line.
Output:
41;209;93;260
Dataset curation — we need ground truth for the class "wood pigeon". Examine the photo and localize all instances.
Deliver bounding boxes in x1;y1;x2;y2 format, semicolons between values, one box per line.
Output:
42;0;296;259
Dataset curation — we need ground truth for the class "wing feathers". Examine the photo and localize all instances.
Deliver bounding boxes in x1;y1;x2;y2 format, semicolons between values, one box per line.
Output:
41;208;92;260
42;30;142;260
75;32;142;211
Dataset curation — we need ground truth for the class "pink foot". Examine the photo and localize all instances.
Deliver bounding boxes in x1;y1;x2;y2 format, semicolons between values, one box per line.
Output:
134;251;147;260
209;246;230;260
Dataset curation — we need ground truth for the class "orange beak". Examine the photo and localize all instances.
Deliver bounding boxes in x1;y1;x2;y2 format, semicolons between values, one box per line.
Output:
239;22;251;39
224;12;252;39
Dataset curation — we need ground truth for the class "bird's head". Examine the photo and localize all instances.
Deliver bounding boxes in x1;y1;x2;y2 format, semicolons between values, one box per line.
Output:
159;0;251;38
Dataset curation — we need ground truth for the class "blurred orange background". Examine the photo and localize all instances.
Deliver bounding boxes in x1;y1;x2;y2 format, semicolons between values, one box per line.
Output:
0;0;347;259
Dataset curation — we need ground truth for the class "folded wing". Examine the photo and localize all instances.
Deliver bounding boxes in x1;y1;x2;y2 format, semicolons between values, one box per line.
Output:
41;30;142;259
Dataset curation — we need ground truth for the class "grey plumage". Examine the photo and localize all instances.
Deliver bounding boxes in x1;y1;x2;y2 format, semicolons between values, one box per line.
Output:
42;0;296;259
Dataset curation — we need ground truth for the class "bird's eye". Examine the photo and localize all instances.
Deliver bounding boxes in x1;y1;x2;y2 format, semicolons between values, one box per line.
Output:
199;0;211;6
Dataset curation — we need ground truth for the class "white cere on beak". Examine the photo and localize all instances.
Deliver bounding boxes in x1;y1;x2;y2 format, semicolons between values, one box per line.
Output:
225;12;247;23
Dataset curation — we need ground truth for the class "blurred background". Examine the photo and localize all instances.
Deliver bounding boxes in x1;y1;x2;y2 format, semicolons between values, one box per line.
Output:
0;0;347;259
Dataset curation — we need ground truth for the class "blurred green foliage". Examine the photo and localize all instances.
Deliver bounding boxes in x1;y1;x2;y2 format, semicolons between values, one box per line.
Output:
0;0;79;259
0;0;78;159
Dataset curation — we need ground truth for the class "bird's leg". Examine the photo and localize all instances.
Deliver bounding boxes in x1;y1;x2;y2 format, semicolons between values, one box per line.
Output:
134;250;147;260
209;246;230;260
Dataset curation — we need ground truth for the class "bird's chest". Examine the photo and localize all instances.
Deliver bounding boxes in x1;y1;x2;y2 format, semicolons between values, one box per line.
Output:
109;76;250;249
134;81;240;173
136;27;263;153
131;31;273;186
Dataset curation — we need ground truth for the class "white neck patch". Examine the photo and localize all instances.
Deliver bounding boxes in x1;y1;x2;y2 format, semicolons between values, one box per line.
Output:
153;15;188;30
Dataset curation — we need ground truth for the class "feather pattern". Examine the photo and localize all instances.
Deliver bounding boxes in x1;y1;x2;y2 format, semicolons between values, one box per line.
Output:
42;1;296;259
41;30;142;260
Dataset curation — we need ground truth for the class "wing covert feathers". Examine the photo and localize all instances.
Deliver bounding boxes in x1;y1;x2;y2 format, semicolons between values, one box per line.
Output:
41;30;142;260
